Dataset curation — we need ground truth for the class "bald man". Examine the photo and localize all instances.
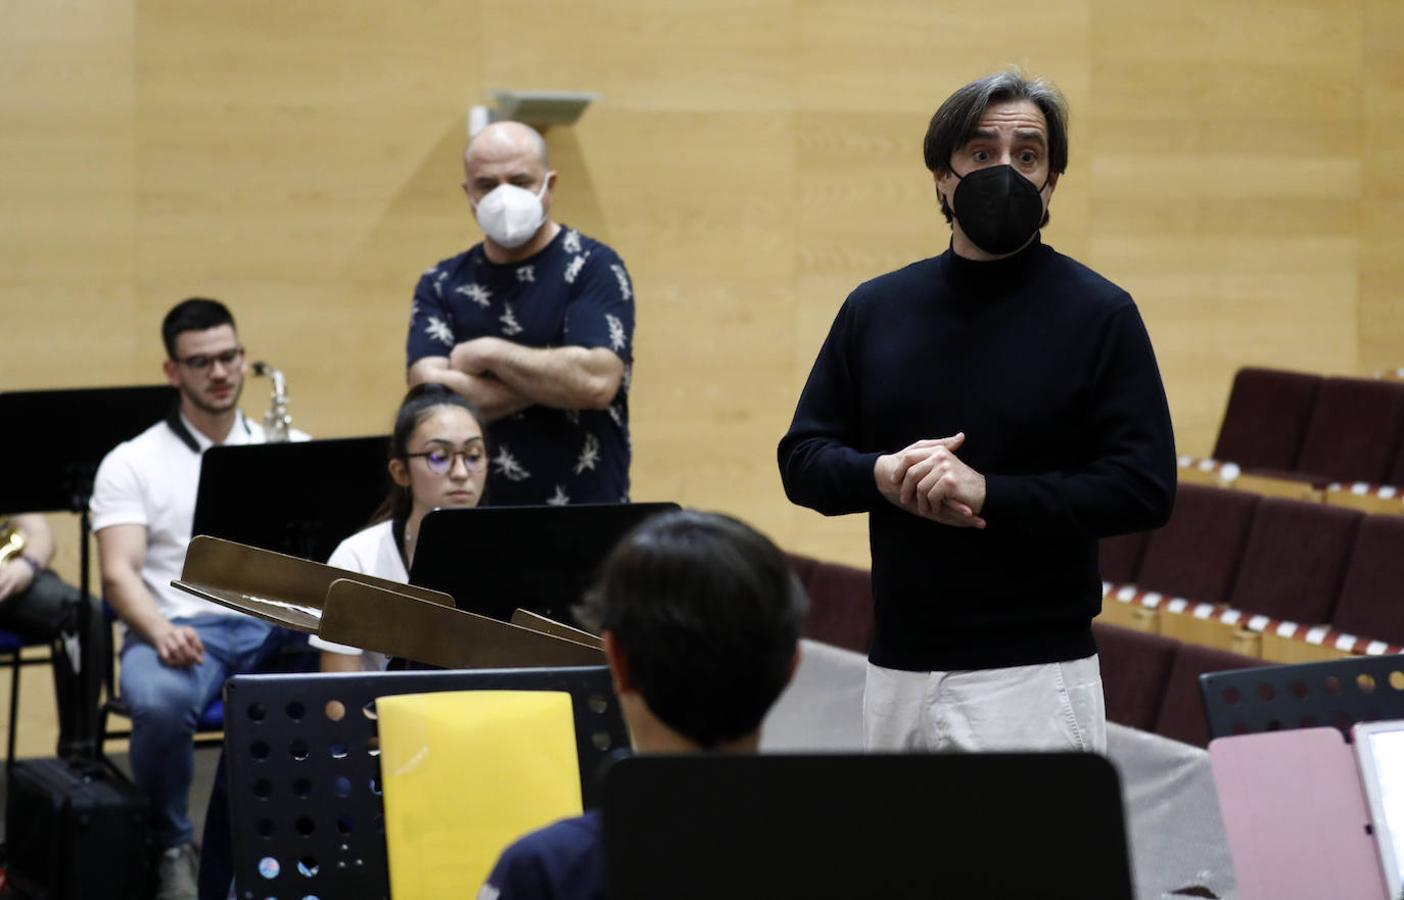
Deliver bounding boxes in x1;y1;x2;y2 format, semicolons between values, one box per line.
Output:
407;121;634;506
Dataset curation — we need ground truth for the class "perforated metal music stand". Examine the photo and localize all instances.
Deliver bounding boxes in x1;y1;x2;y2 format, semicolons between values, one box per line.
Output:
224;667;627;899
409;502;679;625
605;753;1135;900
0;384;177;753
192;436;390;562
1199;653;1404;740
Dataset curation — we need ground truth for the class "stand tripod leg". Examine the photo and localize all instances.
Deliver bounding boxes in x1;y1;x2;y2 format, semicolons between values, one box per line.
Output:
67;509;100;759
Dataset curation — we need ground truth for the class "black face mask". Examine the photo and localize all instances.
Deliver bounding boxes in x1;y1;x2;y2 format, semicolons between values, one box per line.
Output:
948;164;1049;256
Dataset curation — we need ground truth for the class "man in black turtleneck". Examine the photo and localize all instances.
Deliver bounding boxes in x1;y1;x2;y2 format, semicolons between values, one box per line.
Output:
778;70;1176;753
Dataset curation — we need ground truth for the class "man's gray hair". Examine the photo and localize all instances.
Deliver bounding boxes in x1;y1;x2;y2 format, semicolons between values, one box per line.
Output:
923;70;1069;224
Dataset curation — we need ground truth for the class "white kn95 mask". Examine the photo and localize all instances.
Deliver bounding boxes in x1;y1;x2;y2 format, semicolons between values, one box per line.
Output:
474;180;549;248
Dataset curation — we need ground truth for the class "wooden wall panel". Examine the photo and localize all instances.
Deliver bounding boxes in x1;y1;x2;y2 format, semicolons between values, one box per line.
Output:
2;0;136;388
4;0;1404;587
130;1;486;441
1360;0;1404;375
481;3;795;112
1088;0;1371;457
579;107;798;545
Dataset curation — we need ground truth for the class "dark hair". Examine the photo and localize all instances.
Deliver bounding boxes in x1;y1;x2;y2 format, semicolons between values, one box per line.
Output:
161;298;236;358
923;69;1069;226
372;383;487;559
576;510;807;748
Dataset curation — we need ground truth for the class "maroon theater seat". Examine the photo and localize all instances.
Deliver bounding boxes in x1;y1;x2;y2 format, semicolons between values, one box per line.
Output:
1224;498;1362;624
1099;531;1151;585
1136;485;1260;605
1294;377;1404;485
1212;368;1322;471
1386;440;1404;489
1154;643;1263;747
1092;622;1179;733
1332;515;1404;647
797;559;874;655
786;552;820;592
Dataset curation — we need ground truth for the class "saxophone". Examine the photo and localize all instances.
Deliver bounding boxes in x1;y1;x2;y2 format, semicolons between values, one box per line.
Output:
0;521;25;567
251;361;292;442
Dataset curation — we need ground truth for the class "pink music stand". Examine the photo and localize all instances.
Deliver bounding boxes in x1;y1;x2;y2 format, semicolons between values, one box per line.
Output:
1209;727;1387;899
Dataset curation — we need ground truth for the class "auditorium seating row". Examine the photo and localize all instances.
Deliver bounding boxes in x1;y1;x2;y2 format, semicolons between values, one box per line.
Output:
1092;622;1262;748
1180;367;1404;514
1099;483;1404;665
785;552;874;656
784;552;1262;747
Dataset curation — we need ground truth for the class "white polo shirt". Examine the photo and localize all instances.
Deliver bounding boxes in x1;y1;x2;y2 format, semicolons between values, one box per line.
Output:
90;410;308;623
307;519;405;672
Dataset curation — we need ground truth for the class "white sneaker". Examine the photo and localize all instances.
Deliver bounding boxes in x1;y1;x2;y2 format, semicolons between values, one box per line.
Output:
155;842;198;900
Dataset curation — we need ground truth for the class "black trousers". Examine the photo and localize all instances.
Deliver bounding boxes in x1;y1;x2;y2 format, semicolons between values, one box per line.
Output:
0;569;104;756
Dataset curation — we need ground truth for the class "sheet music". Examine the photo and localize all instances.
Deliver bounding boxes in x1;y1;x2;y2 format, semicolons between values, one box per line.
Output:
245;594;322;620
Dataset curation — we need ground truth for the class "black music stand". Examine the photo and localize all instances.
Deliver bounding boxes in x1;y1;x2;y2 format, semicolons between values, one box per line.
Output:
1200;653;1404;741
604;753;1135;900
223;666;628;899
408;502;678;625
0;385;177;753
192;436;390;563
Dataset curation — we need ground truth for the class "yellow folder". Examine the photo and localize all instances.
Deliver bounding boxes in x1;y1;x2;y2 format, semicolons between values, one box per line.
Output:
376;690;583;899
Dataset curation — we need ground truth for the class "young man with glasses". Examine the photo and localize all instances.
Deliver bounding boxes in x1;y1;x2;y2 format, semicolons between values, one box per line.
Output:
90;298;308;900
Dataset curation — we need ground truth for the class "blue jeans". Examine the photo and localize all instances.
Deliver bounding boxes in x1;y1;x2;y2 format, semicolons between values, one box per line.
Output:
120;614;296;848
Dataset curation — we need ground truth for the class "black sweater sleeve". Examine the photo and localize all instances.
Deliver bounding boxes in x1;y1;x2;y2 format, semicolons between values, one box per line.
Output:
981;302;1177;538
777;299;885;516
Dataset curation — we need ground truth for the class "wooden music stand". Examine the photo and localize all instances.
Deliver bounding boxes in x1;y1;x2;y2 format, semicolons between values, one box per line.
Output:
174;536;603;668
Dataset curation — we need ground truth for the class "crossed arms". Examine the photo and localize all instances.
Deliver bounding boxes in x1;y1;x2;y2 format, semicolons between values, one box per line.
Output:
407;336;624;422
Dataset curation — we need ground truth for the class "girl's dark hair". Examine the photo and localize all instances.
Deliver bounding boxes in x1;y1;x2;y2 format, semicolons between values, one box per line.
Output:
575;510;808;748
371;383;486;561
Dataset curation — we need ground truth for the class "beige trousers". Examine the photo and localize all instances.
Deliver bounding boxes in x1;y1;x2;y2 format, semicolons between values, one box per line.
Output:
863;653;1107;753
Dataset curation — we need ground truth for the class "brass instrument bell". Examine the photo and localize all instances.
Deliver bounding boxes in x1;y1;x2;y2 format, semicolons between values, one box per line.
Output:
0;522;26;567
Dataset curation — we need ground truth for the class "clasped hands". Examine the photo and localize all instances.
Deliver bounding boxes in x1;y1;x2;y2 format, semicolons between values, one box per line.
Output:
874;433;987;529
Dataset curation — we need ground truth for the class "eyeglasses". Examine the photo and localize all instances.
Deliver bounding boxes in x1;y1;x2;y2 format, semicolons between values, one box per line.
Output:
405;446;486;474
174;347;245;371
